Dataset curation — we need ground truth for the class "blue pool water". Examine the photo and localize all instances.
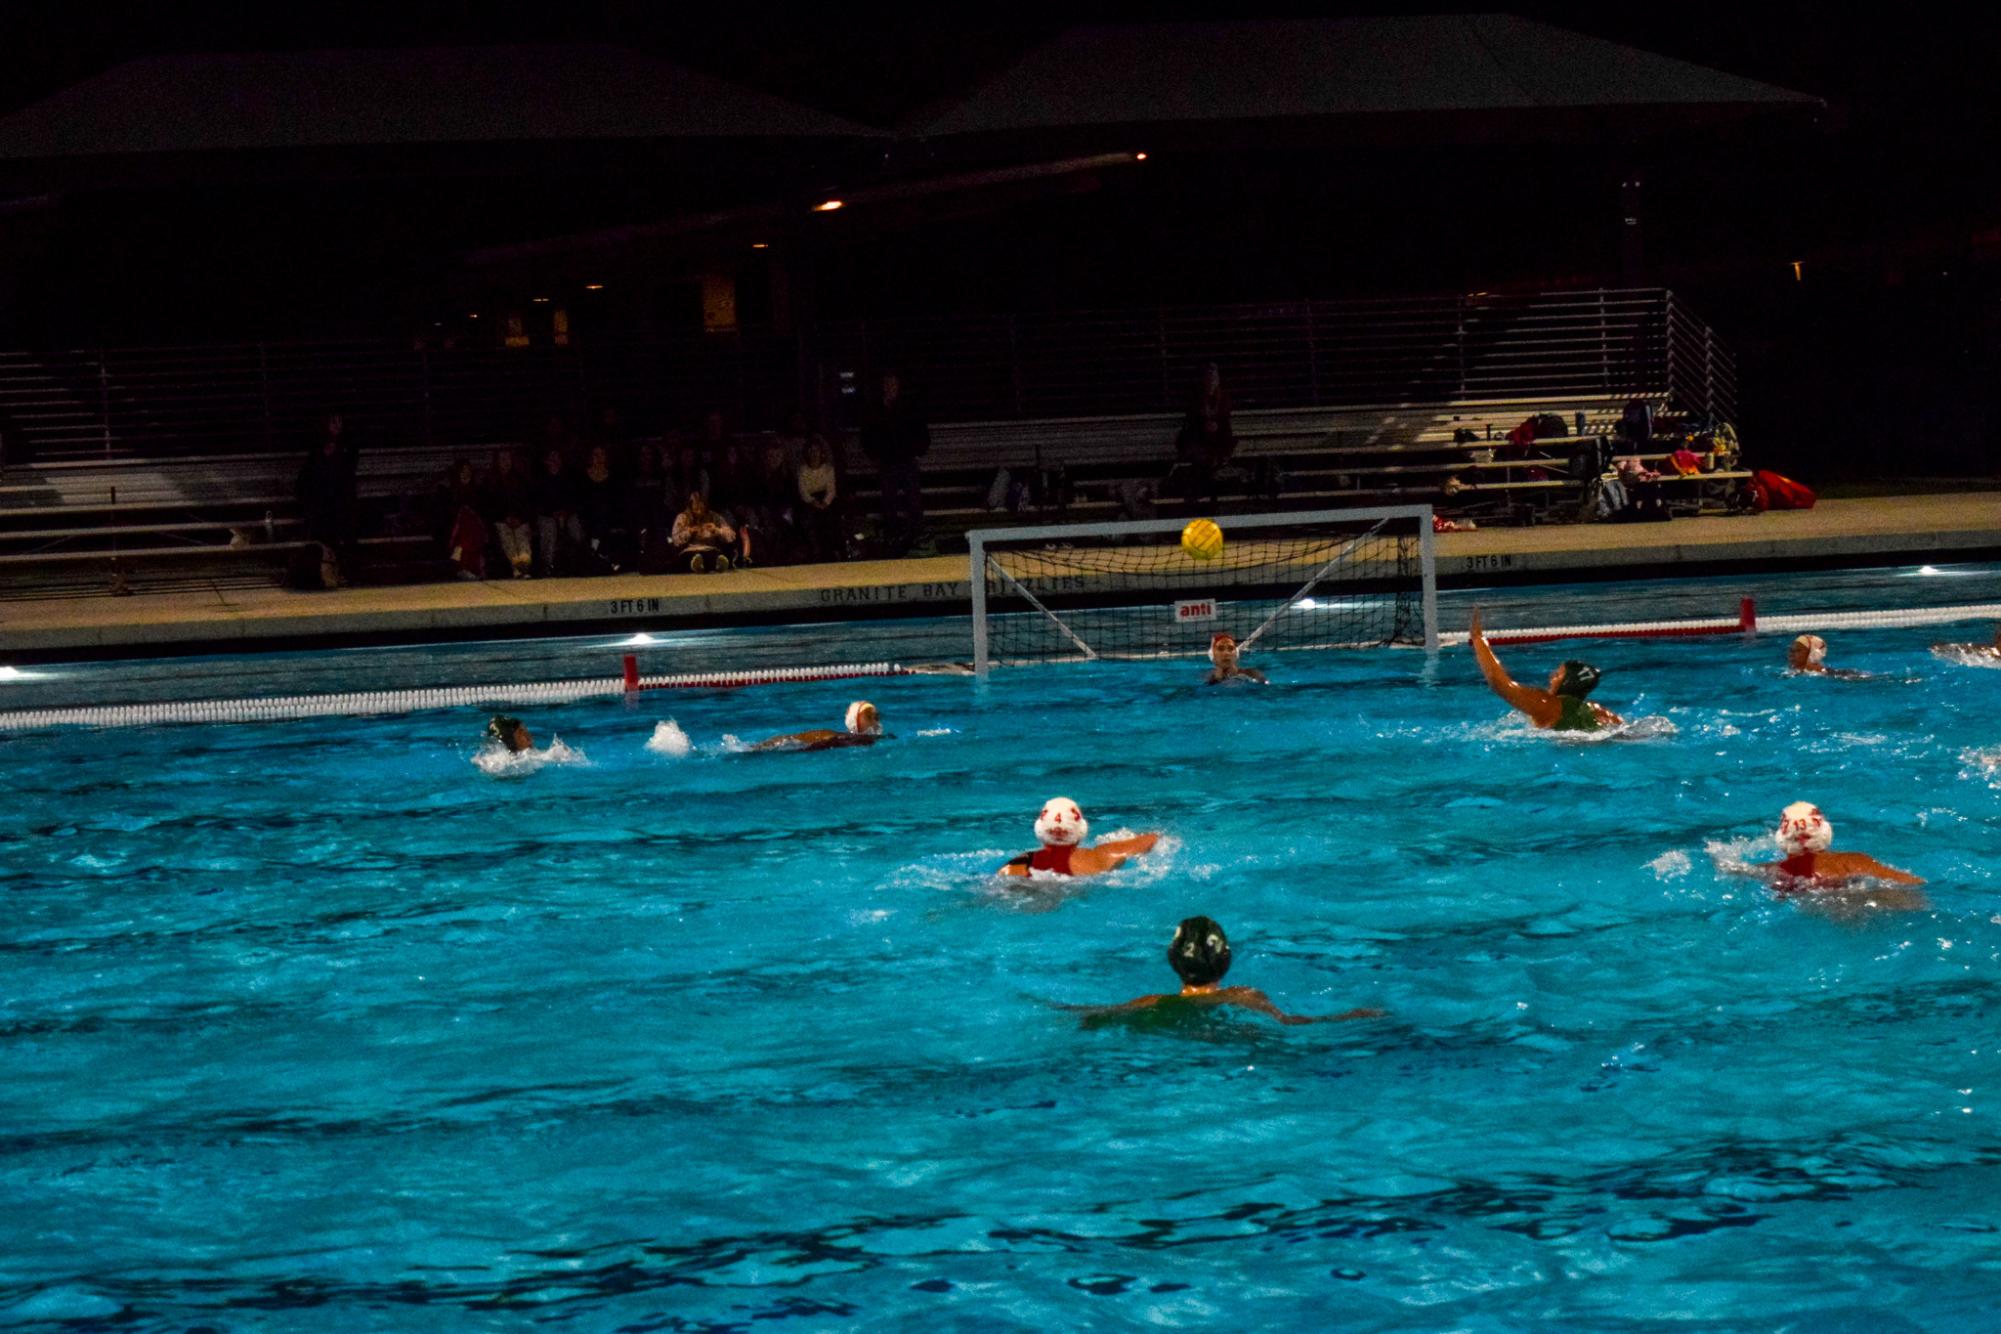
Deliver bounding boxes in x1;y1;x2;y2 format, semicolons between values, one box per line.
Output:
6;568;2001;1330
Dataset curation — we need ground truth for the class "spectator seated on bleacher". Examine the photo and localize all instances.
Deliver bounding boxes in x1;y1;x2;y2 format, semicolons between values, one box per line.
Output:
743;438;801;564
710;440;757;545
439;457;487;580
670;491;746;573
577;445;625;574
296;412;359;585
796;437;843;562
590;405;630;460
482;447;536;579
534;447;585;576
623;444;673;569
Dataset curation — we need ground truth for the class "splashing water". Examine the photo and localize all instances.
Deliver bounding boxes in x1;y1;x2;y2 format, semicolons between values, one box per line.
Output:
1931;643;2001;669
471;737;588;776
645;720;693;757
1648;849;1692;880
1703;832;1773;878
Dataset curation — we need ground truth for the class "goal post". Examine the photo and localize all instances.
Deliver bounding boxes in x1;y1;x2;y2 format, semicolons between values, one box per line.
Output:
968;505;1439;676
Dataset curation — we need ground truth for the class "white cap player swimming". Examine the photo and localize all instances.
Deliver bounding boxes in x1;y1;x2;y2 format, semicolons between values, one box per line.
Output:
1763;800;1922;889
845;701;881;735
1000;797;1159;879
1788;635;1828;672
752;701;882;752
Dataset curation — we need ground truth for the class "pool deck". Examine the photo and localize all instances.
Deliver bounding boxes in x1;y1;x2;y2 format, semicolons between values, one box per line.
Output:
3;492;1997;659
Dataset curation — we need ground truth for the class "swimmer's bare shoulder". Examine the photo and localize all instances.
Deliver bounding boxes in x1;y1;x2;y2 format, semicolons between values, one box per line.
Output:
998;833;1160;878
1074;988;1383;1028
1775;852;1926;888
752;729;879;752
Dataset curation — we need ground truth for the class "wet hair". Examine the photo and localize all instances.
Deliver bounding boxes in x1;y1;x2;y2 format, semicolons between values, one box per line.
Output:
1553;661;1601;698
1168;915;1231;987
486;714;524;745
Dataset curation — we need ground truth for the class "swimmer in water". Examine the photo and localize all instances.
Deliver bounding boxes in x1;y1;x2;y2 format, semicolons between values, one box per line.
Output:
1759;802;1923;889
1931;623;2001;661
1077;916;1383;1027
1787;634;1868;679
476;712;583;772
999;797;1160;878
752;700;883;752
1468;607;1624;731
486;714;533;753
1204;632;1268;685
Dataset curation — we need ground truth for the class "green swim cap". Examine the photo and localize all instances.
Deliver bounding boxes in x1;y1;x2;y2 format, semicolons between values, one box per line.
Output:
1553;661;1601;698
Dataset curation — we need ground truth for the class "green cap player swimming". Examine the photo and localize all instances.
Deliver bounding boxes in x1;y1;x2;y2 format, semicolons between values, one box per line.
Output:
1468;607;1625;732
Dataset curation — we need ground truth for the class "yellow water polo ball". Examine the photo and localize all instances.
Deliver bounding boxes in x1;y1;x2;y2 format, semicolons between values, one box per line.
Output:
1181;518;1224;560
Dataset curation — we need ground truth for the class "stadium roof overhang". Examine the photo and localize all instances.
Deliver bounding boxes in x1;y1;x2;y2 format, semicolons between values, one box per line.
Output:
0;19;1826;267
0;43;885;191
907;14;1826;157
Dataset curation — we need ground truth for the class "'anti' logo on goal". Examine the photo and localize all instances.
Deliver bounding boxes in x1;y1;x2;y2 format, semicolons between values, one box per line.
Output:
1175;599;1218;623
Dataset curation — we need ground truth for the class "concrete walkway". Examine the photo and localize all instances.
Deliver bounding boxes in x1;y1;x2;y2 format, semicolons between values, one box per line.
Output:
3;493;1997;658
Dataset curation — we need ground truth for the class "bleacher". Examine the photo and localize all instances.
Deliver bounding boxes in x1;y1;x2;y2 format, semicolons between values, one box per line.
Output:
0;445;500;597
837;396;1753;541
0;286;1744;596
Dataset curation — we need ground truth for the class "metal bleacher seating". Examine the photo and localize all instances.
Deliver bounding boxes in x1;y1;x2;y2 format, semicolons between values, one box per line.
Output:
0;286;1743;595
835;395;1659;539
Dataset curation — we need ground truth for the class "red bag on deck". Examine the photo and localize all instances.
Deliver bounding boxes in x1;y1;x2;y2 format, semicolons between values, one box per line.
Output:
1751;470;1816;511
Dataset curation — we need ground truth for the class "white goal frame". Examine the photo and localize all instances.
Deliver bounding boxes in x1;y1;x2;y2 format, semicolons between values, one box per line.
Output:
968;504;1439;677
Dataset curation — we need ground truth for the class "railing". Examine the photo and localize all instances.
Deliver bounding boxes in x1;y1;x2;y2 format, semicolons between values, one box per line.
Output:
826;288;1736;423
0;335;799;464
0;288;1736;465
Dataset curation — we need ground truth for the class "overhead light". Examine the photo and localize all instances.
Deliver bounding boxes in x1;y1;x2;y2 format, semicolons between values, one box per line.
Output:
531;296;550;303
584;283;605;291
467;312;480;319
751;242;770;250
1134;151;1149;161
1791;260;1804;282
813;199;844;212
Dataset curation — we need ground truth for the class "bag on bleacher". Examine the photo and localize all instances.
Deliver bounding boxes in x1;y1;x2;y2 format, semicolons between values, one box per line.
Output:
1710;422;1742;470
1568;437;1610;478
1533;413;1568;438
1618;399;1654;446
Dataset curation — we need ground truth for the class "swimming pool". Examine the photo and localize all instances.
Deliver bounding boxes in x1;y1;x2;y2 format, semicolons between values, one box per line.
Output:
5;566;2001;1330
